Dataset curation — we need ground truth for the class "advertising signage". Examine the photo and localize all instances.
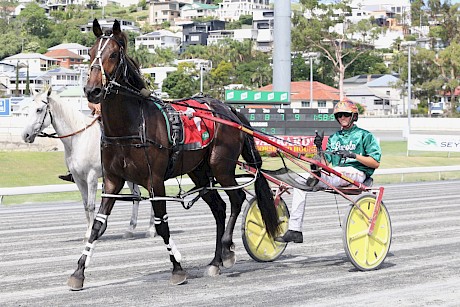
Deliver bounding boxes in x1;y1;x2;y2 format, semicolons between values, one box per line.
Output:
0;99;10;116
225;90;289;104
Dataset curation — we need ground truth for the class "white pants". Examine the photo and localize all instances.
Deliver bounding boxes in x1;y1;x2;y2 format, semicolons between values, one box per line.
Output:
288;166;366;232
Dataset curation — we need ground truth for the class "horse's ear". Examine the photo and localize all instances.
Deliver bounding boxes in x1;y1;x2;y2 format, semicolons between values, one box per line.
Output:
47;86;52;97
93;19;103;38
113;19;121;36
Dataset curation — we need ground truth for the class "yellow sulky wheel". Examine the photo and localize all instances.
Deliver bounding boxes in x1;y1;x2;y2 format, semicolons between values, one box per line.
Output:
342;194;392;271
241;196;289;262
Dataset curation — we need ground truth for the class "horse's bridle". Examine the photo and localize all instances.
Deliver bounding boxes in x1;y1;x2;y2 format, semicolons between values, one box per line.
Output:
34;97;52;138
89;34;126;90
36;95;100;139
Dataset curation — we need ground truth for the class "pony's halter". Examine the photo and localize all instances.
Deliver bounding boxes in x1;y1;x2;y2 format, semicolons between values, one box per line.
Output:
34;96;52;136
89;34;124;87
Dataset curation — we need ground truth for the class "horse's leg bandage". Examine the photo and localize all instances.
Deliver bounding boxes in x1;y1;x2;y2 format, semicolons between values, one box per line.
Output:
154;214;182;262
82;241;96;267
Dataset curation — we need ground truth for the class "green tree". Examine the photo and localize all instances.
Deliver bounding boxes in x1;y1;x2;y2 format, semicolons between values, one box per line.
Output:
162;63;199;98
435;42;460;115
207;61;234;98
0;33;22;58
345;51;389;77
17;2;51;38
292;0;381;99
25;65;30;96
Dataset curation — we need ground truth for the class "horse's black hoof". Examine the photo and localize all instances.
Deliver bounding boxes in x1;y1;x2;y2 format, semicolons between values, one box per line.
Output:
67;276;84;291
222;251;236;269
170;270;187;285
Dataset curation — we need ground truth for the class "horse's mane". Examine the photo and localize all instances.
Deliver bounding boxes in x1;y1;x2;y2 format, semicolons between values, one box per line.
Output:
46;91;87;128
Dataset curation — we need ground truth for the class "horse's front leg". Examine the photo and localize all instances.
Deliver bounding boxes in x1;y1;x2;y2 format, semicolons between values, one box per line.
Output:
67;177;124;290
73;178;94;241
151;183;186;285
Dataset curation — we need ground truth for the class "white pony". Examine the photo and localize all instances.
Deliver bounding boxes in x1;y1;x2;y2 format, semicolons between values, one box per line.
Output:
22;86;155;240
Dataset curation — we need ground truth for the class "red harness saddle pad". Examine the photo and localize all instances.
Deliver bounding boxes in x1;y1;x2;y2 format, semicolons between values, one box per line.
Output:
170;99;216;150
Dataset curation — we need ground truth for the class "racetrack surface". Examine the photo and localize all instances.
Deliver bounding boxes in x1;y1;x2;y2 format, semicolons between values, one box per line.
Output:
1;181;459;306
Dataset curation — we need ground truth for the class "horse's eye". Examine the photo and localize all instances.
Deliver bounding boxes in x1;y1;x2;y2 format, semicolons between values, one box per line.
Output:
110;52;118;59
36;108;42;114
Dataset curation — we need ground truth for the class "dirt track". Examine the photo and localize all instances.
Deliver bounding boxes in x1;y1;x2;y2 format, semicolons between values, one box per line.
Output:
1;181;459;306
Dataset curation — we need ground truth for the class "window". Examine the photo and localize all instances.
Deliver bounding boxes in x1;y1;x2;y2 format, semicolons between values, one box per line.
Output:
301;100;310;108
318;101;326;108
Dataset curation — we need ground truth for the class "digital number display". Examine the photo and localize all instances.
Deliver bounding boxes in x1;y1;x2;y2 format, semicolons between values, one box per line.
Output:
247;114;285;121
286;113;335;121
258;127;285;135
237;108;339;136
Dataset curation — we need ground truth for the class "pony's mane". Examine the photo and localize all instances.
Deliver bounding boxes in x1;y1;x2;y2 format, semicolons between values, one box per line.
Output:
46;91;86;128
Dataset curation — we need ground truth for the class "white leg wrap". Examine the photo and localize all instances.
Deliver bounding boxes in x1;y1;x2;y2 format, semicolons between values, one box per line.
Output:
82;241;97;267
166;238;181;262
154;214;168;225
95;213;108;224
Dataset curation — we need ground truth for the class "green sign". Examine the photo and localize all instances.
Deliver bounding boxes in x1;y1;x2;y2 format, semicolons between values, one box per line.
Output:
225;90;289;103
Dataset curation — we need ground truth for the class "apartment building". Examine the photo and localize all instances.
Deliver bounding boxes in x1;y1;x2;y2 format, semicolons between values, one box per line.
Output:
135;30;182;52
149;0;181;25
217;0;270;22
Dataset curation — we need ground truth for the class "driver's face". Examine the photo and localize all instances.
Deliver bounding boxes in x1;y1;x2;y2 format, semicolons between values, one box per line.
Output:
336;112;353;129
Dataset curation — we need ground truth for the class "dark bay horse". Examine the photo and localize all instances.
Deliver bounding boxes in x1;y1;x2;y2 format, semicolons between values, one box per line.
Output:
67;19;279;289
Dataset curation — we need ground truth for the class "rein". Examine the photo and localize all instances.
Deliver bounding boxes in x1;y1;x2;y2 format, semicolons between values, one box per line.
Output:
38;116;100;139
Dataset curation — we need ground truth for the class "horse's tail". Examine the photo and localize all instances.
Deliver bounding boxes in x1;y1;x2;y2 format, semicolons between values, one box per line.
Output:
232;109;280;238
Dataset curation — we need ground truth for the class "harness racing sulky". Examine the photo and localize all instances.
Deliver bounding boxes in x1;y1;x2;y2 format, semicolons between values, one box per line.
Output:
66;19;392;290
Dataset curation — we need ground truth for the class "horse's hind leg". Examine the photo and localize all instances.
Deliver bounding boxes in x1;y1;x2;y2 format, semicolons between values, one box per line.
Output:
124;182;156;239
220;187;246;268
189;171;226;276
199;190;227;276
146;205;156;238
124;182;140;238
67;179;123;290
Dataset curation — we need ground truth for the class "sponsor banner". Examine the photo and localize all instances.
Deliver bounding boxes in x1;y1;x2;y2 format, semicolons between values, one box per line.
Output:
408;134;460;152
225;90;289;103
254;135;329;154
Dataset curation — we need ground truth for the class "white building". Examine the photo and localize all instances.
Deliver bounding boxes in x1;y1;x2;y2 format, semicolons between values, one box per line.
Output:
253;9;274;52
135;30;182;52
140;66;177;92
48;43;91;62
217;0;270;22
180;2;219;21
80;18;141;34
2;53;59;73
207;28;254;45
0;65;82;97
343;74;407;115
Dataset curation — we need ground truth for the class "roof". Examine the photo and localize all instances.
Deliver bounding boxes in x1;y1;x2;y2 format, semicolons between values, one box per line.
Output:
344;74;400;85
259;81;340;101
45;67;79;74
367;75;400;87
4;53;57;61
139;30;180;38
59;86;85;97
182;3;218;10
44;49;84;60
48;43;89;51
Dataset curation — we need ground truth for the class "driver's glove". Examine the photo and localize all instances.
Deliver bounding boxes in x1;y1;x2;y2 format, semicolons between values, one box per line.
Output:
336;150;357;159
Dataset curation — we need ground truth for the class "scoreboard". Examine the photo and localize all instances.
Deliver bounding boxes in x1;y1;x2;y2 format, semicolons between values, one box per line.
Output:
237;108;340;136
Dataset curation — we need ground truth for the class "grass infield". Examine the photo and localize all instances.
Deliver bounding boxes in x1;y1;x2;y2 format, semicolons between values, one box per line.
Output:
1;141;459;204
